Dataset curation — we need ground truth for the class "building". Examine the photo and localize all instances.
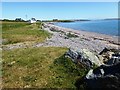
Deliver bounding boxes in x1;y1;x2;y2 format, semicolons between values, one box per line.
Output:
28;18;36;23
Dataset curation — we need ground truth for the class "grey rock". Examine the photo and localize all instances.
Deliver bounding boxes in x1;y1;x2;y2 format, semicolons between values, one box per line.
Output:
84;62;120;89
65;48;103;68
99;47;120;64
106;53;120;65
82;49;103;66
76;52;120;89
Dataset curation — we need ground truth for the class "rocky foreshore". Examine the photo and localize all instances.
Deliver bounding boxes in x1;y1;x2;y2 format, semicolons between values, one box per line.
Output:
74;48;120;89
2;22;120;89
40;23;119;53
42;23;120;89
3;22;119;53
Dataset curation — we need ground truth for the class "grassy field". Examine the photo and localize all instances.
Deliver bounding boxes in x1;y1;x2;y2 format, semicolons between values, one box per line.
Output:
2;47;87;88
2;21;87;88
2;22;51;45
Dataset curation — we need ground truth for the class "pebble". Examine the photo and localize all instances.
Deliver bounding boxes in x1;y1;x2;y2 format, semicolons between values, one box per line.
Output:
2;23;118;55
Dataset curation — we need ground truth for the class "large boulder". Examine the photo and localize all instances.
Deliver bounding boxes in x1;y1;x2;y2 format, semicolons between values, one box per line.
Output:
82;49;103;66
76;52;120;89
84;62;120;89
65;48;103;68
105;53;120;65
99;47;120;63
75;48;120;90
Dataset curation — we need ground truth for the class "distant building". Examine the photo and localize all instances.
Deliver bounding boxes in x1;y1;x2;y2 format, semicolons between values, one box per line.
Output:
28;18;36;23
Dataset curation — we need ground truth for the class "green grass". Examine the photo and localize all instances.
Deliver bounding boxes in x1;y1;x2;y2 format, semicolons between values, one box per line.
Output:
2;47;87;88
2;21;88;88
66;32;79;38
2;22;51;45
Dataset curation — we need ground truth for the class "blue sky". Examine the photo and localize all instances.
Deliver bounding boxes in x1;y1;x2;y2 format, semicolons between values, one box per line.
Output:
2;2;118;20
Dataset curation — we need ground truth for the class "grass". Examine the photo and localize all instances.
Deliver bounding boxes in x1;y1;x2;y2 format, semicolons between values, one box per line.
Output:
2;47;88;88
2;21;51;45
2;21;88;89
66;32;79;38
50;29;64;33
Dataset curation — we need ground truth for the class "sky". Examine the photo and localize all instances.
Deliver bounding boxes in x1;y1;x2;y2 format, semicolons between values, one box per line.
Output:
1;0;120;2
2;2;118;20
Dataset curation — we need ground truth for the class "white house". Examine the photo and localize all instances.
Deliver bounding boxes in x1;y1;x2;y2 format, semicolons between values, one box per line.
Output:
28;18;36;23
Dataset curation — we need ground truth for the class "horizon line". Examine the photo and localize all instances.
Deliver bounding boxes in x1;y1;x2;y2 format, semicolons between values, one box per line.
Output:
1;17;119;20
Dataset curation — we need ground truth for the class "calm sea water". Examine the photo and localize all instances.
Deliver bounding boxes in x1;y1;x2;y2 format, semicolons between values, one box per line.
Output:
55;20;119;36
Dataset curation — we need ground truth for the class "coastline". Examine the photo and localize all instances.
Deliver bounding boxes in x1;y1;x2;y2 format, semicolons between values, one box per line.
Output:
44;22;119;45
3;22;119;54
41;22;119;53
2;22;120;89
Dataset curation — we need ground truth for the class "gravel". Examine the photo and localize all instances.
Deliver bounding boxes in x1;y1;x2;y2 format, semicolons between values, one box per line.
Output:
2;23;119;54
35;23;118;54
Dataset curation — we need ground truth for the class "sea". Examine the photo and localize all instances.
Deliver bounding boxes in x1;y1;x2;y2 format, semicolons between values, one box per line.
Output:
55;20;119;36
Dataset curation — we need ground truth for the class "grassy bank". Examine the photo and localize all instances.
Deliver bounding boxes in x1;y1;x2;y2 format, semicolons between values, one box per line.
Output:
2;47;87;88
2;21;88;88
2;22;51;45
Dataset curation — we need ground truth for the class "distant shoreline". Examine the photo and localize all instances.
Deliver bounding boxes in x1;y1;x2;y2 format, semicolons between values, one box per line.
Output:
44;22;119;46
52;19;119;36
47;22;118;36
